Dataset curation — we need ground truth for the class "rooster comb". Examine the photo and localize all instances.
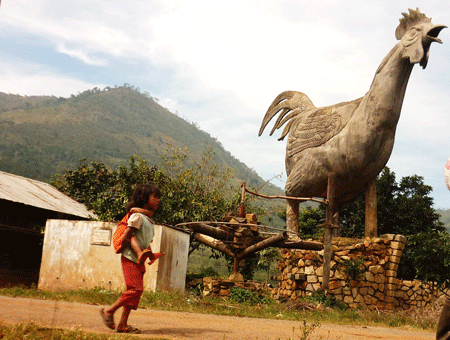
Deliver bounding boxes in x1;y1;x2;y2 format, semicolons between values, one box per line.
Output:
395;8;431;40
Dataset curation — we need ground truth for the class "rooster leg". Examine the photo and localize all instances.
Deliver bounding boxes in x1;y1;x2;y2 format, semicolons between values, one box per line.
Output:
286;199;299;234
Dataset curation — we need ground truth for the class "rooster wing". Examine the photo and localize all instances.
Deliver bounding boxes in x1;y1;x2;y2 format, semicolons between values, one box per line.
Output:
260;91;362;159
287;98;361;158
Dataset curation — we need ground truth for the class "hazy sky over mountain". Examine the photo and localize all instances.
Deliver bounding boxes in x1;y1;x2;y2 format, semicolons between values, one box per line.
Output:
2;1;450;208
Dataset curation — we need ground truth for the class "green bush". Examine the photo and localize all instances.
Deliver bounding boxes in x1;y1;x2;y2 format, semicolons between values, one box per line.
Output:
341;257;365;282
228;287;273;305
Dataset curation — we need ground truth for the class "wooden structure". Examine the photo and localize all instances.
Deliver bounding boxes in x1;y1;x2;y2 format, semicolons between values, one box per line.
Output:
239;176;338;290
177;182;328;283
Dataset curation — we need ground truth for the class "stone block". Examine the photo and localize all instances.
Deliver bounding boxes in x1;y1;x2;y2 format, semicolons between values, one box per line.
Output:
391;249;403;257
344;296;354;304
343;287;352;296
390;241;405;251
307;275;318;283
316;267;323;276
294;273;307;281
355;294;365;303
329;280;341;290
387;263;398;271
384;234;395;241
365;272;375;282
375;291;384;301
312;283;321;291
374;274;384;284
305;266;314;274
386;283;397;291
389;255;401;264
394;235;407;243
335;250;350;256
369;265;384;274
385;270;397;277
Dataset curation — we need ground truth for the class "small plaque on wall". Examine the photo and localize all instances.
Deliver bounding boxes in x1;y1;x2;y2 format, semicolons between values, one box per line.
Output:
91;229;112;246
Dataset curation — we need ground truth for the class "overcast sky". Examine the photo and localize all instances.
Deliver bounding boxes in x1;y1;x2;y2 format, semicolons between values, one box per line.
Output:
1;1;450;209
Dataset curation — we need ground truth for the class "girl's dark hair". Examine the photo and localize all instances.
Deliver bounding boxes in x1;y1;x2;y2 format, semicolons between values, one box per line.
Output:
126;183;161;212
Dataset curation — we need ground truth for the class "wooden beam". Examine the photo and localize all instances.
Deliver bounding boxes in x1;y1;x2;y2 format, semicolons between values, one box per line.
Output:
188;222;233;241
244;187;327;205
276;240;323;251
237;232;288;258
192;233;234;257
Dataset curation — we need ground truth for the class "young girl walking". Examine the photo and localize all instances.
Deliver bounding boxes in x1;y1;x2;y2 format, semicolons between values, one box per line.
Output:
100;183;162;333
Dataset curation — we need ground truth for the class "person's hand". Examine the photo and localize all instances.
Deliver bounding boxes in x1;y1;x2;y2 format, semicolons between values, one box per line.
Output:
148;252;165;265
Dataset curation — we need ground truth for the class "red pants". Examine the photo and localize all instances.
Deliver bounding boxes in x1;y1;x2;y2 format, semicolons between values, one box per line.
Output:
117;256;146;310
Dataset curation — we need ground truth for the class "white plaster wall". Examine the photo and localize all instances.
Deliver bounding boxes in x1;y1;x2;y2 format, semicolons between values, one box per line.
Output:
38;220;189;292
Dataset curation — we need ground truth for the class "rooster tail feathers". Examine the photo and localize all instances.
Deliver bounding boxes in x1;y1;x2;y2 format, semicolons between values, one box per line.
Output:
258;91;315;138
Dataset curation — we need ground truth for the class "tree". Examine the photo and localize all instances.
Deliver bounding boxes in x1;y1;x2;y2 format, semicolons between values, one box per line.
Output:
398;231;450;290
338;167;444;237
51;146;245;224
338;167;447;284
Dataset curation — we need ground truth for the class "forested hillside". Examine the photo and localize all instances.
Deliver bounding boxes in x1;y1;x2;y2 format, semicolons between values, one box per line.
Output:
0;85;282;198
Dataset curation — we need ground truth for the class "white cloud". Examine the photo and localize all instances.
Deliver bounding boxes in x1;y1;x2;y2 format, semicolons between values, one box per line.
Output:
56;43;108;66
0;61;104;97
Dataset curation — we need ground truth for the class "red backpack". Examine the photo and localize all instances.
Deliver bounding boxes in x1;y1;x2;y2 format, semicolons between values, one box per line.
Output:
112;208;154;254
112;212;133;254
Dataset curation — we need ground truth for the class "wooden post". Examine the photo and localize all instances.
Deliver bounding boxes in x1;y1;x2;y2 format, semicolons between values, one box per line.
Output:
365;178;377;238
239;182;246;217
286;199;299;233
322;172;335;291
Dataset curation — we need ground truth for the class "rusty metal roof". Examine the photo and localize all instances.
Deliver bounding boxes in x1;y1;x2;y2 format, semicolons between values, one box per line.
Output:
0;171;95;219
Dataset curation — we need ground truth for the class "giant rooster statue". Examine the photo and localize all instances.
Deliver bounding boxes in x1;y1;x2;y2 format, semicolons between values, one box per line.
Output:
259;9;446;232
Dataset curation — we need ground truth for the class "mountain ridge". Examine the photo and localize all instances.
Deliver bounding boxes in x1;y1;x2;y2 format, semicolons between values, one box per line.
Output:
0;85;284;201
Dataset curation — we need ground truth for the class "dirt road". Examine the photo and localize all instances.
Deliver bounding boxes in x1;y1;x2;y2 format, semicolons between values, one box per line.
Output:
1;296;436;339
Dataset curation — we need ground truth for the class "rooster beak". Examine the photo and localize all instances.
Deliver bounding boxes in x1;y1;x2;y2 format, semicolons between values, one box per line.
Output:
427;24;447;44
419;24;447;68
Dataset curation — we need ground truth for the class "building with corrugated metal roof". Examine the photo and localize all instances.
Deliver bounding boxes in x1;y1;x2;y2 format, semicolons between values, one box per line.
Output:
0;170;95;287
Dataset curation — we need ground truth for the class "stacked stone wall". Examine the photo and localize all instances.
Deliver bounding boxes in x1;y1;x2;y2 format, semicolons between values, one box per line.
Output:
271;234;441;310
198;277;269;297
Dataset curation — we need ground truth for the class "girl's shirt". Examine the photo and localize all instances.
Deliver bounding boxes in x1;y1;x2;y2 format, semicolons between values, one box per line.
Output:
121;213;155;263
